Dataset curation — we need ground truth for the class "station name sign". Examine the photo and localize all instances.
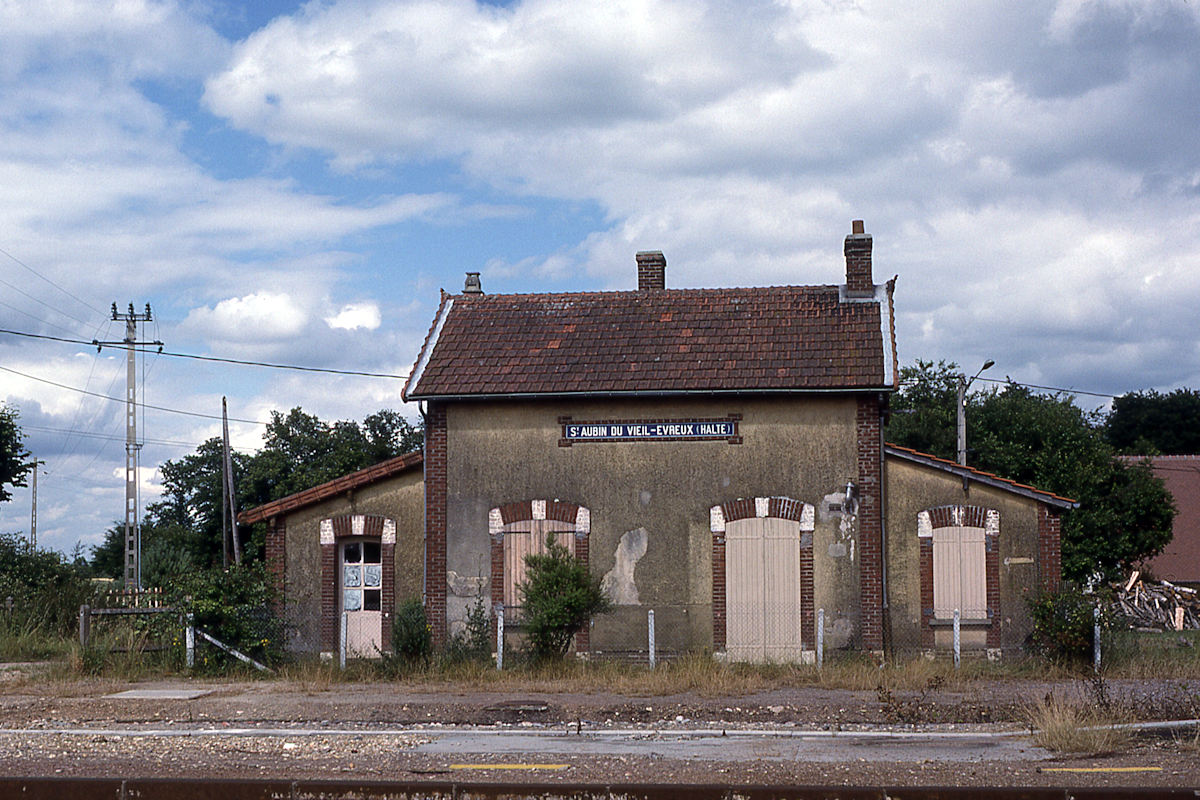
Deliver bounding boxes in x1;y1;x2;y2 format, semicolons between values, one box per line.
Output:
559;415;741;446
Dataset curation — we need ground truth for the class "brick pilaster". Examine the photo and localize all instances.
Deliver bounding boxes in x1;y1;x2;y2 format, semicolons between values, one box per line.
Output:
711;530;726;651
856;394;885;650
319;542;337;652
919;538;935;648
264;517;286;612
424;402;449;646
381;541;395;651
1038;506;1062;593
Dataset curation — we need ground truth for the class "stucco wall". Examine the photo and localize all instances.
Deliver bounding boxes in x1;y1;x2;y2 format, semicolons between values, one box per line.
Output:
279;468;424;653
884;456;1047;653
443;395;866;654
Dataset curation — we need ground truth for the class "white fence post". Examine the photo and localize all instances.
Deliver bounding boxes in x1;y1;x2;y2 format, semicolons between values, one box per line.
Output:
953;609;961;669
185;613;194;669
1093;605;1102;673
496;606;505;670
339;611;347;670
648;609;656;670
817;608;825;670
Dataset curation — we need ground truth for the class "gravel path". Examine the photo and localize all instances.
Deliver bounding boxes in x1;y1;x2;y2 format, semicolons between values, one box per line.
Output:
0;670;1198;788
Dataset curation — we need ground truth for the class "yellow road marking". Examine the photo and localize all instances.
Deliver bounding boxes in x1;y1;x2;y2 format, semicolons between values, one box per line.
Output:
450;764;568;771
1042;766;1162;773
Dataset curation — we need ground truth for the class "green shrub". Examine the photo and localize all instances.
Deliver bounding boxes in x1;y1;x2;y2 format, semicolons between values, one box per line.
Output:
167;562;283;672
391;598;432;665
518;537;612;661
0;532;93;655
1027;586;1109;664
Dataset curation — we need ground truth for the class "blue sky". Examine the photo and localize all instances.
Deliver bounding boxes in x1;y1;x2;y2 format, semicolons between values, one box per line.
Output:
2;0;1200;556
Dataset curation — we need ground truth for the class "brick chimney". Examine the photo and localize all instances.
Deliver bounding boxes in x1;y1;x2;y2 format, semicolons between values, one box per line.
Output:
844;220;874;298
636;251;666;291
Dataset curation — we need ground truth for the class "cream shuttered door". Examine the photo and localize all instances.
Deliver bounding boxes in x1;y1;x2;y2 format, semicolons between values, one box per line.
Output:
502;519;576;609
932;525;987;620
725;516;804;662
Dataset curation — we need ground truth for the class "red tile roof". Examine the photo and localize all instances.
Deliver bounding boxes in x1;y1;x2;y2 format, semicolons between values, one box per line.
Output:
885;443;1078;508
238;450;423;525
404;284;894;399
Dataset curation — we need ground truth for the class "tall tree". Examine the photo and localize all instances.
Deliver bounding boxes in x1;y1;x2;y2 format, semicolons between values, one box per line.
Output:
1106;388;1200;455
888;361;1174;581
0;403;32;505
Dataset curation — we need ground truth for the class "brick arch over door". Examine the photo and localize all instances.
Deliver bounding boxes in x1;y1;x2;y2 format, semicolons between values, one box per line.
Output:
319;514;396;654
489;500;591;651
917;505;1000;650
711;497;815;659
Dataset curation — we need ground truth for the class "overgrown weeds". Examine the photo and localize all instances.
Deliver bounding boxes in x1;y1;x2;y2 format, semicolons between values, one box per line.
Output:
1026;691;1131;755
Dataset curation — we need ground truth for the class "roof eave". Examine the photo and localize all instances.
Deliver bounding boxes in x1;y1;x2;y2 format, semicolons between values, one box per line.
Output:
406;386;898;402
885;444;1079;509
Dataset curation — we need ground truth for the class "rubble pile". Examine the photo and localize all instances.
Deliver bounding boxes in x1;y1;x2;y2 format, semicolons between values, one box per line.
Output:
1111;571;1200;631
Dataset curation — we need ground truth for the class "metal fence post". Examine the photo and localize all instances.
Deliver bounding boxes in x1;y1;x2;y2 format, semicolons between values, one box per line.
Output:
78;604;90;648
1093;605;1102;673
496;606;505;671
817;608;825;670
185;613;195;669
953;609;961;669
339;611;347;670
648;609;656;670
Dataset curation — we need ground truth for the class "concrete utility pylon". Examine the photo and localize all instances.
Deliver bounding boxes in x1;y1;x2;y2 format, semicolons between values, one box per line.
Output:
96;303;161;589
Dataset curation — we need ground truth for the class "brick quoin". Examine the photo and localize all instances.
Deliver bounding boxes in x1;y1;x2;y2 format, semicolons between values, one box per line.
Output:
856;394;885;651
424;403;449;646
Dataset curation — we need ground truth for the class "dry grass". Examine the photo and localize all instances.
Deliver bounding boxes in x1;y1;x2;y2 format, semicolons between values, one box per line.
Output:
1025;692;1131;755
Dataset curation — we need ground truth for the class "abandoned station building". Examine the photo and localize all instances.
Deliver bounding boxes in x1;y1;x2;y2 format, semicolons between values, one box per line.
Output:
242;221;1075;661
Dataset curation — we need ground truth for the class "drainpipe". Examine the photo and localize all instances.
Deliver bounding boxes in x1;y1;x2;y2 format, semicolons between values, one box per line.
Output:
878;394;891;657
418;400;428;605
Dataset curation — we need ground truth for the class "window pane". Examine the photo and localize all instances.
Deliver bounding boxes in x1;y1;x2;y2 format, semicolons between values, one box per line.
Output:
343;565;362;587
343;589;362;612
364;542;381;563
344;542;362;563
364;564;381;588
364;589;381;611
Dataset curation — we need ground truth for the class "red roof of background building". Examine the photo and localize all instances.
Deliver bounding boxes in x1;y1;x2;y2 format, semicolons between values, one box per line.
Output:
1122;455;1200;583
403;284;894;399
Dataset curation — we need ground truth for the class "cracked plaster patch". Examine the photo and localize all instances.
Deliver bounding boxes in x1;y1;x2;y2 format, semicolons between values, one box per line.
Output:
600;527;648;605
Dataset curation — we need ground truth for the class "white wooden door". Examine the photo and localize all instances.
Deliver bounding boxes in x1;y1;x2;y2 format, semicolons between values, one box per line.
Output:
341;539;383;657
726;516;804;662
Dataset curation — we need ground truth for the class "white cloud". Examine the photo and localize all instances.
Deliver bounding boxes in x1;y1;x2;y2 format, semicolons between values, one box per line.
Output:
184;291;309;341
325;302;382;331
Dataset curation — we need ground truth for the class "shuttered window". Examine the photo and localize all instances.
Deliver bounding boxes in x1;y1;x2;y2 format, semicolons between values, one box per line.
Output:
502;519;576;608
932;525;987;620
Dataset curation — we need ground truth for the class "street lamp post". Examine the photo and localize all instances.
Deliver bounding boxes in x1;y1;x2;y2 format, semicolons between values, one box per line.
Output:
957;360;994;466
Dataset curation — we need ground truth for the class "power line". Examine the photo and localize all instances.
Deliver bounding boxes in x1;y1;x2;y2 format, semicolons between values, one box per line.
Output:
0;246;107;317
0;364;268;426
21;423;201;449
0;327;408;380
896;372;1119;400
